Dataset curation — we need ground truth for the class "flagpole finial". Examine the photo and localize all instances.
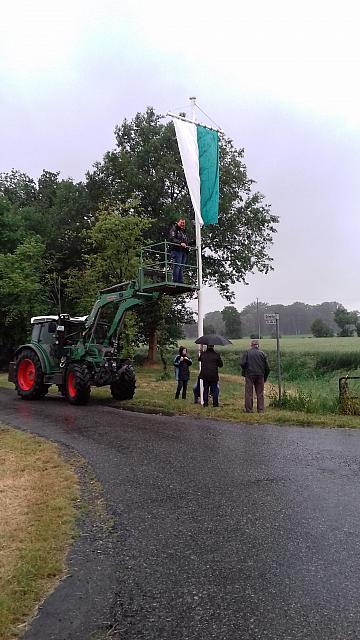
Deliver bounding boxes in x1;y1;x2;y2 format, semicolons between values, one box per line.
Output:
189;97;196;124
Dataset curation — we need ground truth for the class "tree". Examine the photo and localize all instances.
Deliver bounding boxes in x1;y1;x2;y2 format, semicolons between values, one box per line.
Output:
21;173;91;276
0;195;26;253
181;321;198;338
66;206;152;314
240;301;269;337
239;300;341;336
334;305;359;337
203;323;216;335
136;297;193;365
0;169;37;207
310;318;334;337
0;236;49;361
221;306;242;338
0;170;92;317
203;311;225;335
86;108;186;237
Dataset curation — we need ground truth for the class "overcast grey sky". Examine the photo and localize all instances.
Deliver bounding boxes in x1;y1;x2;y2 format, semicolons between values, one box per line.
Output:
1;0;360;314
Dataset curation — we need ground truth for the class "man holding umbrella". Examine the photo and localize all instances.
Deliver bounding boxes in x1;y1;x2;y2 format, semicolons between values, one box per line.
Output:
196;334;229;407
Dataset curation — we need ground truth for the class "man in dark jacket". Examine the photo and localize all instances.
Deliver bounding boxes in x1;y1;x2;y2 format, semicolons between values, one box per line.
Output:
169;218;188;283
240;339;270;413
199;345;223;407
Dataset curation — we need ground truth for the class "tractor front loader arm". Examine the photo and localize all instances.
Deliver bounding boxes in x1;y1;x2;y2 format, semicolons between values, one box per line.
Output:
105;293;159;345
83;281;159;349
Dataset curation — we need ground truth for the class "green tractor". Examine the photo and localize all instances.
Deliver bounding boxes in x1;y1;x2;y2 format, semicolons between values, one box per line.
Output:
8;242;198;405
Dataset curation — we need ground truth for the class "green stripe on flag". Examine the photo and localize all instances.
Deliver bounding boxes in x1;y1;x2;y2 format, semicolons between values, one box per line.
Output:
196;125;219;224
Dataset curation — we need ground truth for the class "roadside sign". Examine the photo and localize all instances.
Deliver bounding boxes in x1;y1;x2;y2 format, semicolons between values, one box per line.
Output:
263;313;282;402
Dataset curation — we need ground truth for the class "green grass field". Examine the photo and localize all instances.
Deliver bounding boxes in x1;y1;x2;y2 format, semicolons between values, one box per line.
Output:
182;336;360;353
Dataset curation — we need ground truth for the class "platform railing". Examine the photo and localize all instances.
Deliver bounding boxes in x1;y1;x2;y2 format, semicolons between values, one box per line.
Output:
138;241;199;291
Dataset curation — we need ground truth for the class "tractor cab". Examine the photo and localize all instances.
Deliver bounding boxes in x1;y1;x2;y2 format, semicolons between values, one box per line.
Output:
30;315;58;349
30;315;87;366
31;315;86;340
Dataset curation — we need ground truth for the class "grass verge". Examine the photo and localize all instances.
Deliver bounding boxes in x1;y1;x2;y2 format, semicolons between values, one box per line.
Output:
88;368;360;429
0;424;79;640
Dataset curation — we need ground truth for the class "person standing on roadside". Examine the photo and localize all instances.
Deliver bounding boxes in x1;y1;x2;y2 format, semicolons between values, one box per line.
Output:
174;346;192;399
240;339;270;413
199;345;223;407
169;217;188;283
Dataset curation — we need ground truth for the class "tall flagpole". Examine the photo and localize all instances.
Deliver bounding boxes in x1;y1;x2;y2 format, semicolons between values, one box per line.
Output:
190;96;204;404
190;97;203;336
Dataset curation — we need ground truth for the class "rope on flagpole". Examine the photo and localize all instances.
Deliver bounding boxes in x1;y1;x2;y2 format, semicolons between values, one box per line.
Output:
192;102;223;134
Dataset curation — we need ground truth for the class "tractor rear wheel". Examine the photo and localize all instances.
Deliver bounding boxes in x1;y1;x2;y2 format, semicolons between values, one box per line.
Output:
110;363;136;401
65;363;91;405
16;349;47;400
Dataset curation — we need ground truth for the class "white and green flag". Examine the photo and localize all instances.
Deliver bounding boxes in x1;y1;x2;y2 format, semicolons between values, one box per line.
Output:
173;118;219;226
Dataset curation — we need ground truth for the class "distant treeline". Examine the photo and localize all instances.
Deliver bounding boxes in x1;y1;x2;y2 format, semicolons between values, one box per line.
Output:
183;301;342;338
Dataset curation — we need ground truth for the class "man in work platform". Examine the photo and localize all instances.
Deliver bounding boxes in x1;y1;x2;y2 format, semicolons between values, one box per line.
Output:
240;339;270;413
168;217;188;283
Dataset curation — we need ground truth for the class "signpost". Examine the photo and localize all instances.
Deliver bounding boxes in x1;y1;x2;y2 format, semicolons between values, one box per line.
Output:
264;313;282;401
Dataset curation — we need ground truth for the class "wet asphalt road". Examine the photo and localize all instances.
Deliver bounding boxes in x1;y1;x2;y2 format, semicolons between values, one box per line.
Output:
2;388;360;639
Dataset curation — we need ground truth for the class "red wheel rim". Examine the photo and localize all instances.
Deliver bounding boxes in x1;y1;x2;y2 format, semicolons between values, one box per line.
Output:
17;359;35;391
67;371;76;398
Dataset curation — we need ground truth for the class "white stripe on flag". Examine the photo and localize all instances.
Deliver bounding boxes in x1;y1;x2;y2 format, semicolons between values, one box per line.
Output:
173;118;203;226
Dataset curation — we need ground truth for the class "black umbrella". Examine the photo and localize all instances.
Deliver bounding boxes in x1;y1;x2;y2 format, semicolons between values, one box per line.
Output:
194;334;232;346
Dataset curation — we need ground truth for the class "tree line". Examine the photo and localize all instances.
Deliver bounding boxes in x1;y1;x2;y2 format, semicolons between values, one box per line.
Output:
0;107;278;367
183;301;360;338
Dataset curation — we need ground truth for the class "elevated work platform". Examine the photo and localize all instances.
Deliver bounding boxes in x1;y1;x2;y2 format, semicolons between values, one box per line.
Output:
83;242;199;344
139;281;196;296
138;241;199;295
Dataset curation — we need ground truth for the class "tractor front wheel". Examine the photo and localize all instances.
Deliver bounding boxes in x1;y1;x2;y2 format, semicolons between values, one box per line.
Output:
16;349;47;400
110;363;136;401
65;363;91;405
